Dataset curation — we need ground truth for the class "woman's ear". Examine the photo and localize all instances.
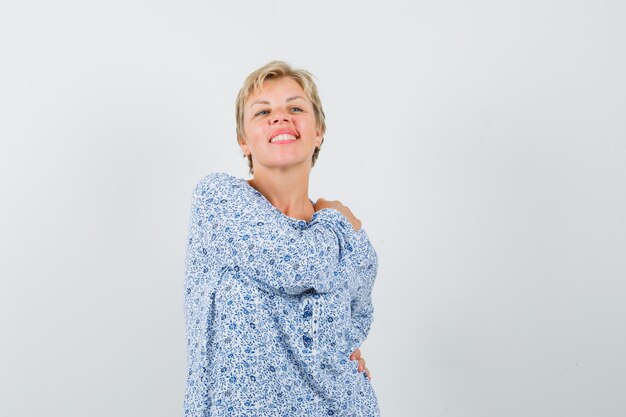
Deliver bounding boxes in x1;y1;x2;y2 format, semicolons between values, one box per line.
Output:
315;130;324;148
238;136;249;156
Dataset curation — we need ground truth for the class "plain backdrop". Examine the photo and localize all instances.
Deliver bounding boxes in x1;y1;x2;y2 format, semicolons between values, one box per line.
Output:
1;1;625;416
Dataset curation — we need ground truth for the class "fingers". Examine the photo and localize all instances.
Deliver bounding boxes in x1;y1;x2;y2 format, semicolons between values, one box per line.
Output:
357;357;366;372
350;348;371;379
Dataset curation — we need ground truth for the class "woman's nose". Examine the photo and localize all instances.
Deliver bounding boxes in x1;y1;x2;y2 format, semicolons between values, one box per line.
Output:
271;110;291;124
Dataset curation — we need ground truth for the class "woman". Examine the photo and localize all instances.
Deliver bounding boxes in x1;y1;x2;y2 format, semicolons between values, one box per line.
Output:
183;61;380;416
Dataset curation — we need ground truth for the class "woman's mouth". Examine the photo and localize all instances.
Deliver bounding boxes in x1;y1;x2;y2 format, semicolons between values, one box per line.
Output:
270;134;298;144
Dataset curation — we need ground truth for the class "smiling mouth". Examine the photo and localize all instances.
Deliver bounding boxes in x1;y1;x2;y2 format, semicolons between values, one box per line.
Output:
270;134;298;143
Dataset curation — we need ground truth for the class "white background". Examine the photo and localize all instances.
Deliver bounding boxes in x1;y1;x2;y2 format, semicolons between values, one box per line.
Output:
1;1;625;416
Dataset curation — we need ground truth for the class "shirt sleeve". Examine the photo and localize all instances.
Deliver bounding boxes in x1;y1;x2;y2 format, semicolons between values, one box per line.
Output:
193;172;358;296
346;230;378;352
183;181;224;416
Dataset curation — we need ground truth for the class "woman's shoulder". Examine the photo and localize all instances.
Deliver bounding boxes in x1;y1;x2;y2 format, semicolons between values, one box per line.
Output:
196;171;238;187
193;171;241;195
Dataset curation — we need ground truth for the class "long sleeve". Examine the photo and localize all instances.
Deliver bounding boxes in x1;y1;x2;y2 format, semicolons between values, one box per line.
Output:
193;172;357;296
346;230;378;352
182;172;382;416
183;183;224;416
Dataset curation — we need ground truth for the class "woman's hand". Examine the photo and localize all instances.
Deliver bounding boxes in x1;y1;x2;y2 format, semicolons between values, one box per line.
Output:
350;348;371;380
314;198;362;232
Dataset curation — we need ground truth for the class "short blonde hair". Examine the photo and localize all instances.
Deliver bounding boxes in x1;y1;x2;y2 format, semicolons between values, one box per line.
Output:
235;61;326;175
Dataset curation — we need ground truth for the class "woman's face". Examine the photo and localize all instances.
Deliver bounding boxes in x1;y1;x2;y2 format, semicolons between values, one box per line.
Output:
240;77;323;173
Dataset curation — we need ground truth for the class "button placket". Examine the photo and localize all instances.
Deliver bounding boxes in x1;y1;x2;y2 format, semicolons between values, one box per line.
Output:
311;295;322;354
301;297;314;352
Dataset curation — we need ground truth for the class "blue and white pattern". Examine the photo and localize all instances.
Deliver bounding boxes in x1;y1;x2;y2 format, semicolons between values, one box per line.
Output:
183;172;380;416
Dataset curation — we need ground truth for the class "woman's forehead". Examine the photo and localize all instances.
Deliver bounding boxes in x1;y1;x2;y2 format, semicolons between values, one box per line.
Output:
248;77;307;102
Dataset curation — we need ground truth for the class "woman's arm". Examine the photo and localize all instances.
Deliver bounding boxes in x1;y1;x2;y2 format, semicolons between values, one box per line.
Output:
183;186;226;416
191;172;358;296
346;231;378;353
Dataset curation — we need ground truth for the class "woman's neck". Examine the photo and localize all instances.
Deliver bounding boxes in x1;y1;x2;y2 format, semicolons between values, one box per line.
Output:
247;166;314;221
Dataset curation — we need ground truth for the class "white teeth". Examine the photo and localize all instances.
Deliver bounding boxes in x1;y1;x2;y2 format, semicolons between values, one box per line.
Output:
270;134;297;143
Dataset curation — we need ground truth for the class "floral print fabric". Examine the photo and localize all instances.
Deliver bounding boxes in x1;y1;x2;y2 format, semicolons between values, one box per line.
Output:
183;172;380;416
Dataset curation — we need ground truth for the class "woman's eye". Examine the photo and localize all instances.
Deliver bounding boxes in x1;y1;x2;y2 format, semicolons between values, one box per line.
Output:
255;110;269;116
291;107;303;112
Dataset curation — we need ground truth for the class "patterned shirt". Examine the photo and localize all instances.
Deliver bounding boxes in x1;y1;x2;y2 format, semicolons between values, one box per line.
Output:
183;172;380;416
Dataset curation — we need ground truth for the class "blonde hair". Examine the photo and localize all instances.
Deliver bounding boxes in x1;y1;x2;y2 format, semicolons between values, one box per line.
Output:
235;61;326;175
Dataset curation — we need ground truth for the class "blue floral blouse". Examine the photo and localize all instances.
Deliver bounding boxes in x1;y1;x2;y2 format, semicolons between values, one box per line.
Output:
183;172;380;416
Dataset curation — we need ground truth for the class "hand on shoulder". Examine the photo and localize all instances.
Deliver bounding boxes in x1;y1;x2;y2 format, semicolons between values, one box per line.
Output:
314;198;362;232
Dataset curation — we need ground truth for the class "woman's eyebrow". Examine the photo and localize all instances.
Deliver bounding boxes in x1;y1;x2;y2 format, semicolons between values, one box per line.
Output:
249;99;270;108
286;95;305;102
249;95;305;109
